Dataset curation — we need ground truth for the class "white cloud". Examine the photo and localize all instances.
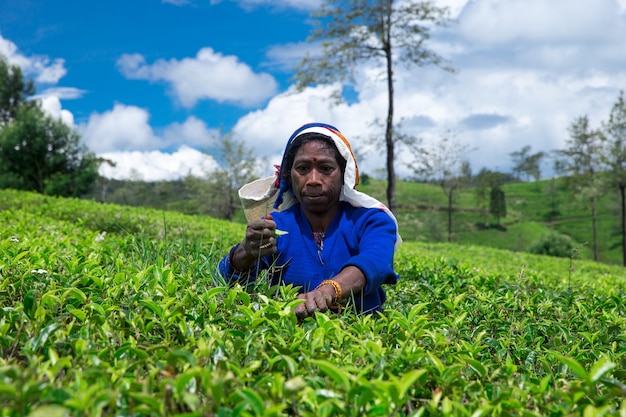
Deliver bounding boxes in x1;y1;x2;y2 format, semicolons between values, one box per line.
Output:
0;33;67;84
80;104;219;154
265;41;318;72
459;0;625;46
98;145;218;181
0;33;77;128
162;0;191;5
116;48;279;108
210;0;321;11
233;85;346;156
232;84;405;177
80;104;221;180
436;0;470;19
162;116;219;148
38;95;75;126
80;104;163;153
37;87;87;100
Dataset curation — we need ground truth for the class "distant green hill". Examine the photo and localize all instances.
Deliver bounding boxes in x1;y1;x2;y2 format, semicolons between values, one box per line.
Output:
358;177;622;266
78;174;624;267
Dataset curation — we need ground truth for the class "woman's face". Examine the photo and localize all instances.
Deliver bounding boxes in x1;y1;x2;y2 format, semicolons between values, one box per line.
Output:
290;140;343;216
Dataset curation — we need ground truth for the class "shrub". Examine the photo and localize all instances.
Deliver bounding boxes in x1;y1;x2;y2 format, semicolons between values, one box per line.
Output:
528;232;574;258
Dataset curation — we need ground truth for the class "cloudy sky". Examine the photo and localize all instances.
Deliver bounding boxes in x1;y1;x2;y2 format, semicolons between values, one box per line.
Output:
1;0;625;181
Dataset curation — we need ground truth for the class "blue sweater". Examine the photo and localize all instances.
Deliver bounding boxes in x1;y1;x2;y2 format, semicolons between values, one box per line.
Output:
219;202;399;313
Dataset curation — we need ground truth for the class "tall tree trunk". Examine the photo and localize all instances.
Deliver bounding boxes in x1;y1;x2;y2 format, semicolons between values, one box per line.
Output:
591;196;598;262
383;4;396;214
385;82;395;213
621;184;626;267
447;191;453;243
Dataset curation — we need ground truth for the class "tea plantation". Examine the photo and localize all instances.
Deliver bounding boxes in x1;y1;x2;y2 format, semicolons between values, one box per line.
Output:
1;189;625;416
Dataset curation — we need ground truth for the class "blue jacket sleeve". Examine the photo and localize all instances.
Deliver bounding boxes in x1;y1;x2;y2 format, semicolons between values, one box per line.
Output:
217;244;265;284
342;208;399;295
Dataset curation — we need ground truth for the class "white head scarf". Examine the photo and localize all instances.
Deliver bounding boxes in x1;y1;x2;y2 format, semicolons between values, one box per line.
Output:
273;122;402;251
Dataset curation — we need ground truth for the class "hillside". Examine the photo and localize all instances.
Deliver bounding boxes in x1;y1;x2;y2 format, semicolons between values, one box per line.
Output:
358;177;621;266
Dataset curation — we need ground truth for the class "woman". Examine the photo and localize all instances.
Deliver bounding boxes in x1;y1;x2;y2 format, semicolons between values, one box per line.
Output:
219;122;400;319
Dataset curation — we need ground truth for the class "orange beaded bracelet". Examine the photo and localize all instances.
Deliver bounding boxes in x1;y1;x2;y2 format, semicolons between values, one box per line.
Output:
316;279;342;304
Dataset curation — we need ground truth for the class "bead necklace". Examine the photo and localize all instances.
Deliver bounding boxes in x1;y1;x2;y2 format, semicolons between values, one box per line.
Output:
313;232;325;249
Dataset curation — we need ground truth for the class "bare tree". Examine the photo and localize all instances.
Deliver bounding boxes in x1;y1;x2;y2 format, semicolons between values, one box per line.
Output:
411;132;471;242
601;91;626;266
510;145;546;182
556;115;604;261
293;0;453;213
187;129;259;221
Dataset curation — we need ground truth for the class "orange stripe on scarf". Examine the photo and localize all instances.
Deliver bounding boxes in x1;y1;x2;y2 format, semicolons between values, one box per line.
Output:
324;126;360;187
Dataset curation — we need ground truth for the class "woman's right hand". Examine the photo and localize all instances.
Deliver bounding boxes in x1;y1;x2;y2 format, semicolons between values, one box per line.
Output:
241;214;277;258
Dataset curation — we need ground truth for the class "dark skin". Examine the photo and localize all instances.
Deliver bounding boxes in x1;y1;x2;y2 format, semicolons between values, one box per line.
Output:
230;140;366;319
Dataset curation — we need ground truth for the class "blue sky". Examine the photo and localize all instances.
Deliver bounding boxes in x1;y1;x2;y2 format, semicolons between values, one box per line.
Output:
1;0;626;181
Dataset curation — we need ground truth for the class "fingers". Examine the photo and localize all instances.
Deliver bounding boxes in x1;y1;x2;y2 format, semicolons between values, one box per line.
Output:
243;235;276;255
243;217;277;255
294;289;334;320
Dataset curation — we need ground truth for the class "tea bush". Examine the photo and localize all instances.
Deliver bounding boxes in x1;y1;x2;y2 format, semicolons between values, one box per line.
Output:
527;232;575;258
1;190;625;416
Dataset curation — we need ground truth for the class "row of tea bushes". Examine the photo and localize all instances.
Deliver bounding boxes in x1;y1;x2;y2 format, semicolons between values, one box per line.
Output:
1;189;625;416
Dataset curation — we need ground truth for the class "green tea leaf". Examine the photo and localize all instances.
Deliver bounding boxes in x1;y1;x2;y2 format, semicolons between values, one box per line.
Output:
549;351;587;380
463;357;487;379
26;322;61;353
127;392;162;411
427;352;445;375
309;359;351;390
398;369;427;397
237;388;264;415
23;289;37;318
599;377;626;395
26;405;70;417
68;306;86;321
589;357;615;383
275;229;288;237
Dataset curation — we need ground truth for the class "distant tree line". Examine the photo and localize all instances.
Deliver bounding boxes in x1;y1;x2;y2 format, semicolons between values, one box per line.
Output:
0;57;99;197
82;129;261;222
555;92;626;265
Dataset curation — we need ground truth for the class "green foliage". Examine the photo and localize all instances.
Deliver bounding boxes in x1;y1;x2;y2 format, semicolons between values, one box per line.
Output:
602;91;626;189
411;132;472;242
2;189;626;416
510;145;545;182
0;57;36;126
0;58;99;197
489;185;507;225
0;105;99;197
528;233;575;258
